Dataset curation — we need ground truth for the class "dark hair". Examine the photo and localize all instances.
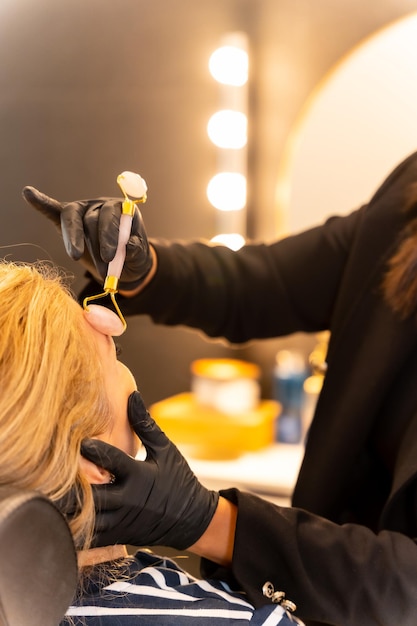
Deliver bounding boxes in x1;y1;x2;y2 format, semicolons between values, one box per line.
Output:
382;182;417;319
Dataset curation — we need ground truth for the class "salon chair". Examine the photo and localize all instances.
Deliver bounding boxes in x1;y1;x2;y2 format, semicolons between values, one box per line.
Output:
0;486;77;626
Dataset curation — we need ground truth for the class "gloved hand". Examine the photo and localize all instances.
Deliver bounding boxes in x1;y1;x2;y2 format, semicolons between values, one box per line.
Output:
22;187;153;291
81;391;219;550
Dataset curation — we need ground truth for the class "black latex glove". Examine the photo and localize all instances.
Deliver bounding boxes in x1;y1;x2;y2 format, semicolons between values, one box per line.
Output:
22;187;153;291
81;391;219;550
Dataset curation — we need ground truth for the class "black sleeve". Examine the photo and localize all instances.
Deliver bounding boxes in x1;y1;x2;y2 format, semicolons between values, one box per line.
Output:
97;208;363;344
201;489;417;626
80;150;417;344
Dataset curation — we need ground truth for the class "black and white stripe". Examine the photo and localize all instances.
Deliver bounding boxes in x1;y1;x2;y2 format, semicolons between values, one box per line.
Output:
63;550;298;625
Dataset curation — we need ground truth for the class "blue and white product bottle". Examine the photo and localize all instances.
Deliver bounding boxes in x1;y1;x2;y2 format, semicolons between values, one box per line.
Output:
273;350;308;443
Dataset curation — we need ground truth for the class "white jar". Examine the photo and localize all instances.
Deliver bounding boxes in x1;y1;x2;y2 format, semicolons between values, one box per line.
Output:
191;358;261;415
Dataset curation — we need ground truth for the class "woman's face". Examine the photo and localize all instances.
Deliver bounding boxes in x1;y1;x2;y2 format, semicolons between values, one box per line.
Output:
79;307;141;483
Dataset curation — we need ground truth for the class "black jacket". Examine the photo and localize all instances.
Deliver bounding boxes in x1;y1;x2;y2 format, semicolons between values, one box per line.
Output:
87;152;417;625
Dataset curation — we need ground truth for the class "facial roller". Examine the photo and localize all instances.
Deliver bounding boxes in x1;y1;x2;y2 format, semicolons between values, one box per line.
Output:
83;171;147;335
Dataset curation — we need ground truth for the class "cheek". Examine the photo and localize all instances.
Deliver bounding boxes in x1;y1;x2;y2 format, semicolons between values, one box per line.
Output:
99;361;140;457
104;361;137;403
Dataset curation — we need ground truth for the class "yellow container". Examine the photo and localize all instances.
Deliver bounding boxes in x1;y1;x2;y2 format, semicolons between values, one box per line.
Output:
149;392;279;460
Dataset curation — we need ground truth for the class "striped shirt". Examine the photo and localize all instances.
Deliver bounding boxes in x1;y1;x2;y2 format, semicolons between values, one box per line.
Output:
62;549;300;625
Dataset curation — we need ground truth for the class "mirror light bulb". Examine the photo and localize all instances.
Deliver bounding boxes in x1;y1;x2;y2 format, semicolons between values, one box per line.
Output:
211;233;246;250
207;110;247;149
209;46;249;86
207;172;247;211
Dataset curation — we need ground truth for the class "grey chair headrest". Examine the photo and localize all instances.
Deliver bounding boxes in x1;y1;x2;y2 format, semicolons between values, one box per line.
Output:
0;486;77;626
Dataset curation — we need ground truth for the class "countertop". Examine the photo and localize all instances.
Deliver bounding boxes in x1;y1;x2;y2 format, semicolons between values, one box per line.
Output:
181;442;305;506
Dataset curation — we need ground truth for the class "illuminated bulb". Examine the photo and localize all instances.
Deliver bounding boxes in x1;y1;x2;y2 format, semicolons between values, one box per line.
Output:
211;233;245;250
207;110;247;149
207;172;246;211
209;45;248;86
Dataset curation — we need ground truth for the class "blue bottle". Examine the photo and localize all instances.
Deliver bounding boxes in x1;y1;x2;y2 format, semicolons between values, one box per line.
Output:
273;350;307;444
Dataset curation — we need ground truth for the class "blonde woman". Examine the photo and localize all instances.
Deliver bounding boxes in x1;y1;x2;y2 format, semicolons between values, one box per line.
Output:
1;260;109;548
0;260;296;626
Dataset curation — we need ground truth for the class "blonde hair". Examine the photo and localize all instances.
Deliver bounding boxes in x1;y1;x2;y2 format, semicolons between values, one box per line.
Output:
0;260;111;549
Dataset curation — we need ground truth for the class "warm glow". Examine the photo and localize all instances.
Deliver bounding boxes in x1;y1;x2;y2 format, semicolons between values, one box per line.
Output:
207;172;247;211
278;11;417;235
207;110;247;149
209;45;249;86
211;233;246;250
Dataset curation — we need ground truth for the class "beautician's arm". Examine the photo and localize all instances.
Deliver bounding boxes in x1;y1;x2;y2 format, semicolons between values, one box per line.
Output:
188;496;237;567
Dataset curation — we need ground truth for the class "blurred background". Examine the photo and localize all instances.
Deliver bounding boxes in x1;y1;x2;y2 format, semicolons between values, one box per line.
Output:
2;0;417;406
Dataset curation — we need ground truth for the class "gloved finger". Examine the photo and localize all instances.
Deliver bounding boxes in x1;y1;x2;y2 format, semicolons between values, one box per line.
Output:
130;205;144;237
90;506;121;539
83;439;155;515
81;438;133;479
61;201;95;260
127;391;173;457
22;186;62;229
61;200;112;284
96;199;123;263
126;206;148;256
90;483;123;515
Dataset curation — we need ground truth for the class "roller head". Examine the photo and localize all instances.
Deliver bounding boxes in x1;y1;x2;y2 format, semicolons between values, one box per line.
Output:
117;171;147;201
